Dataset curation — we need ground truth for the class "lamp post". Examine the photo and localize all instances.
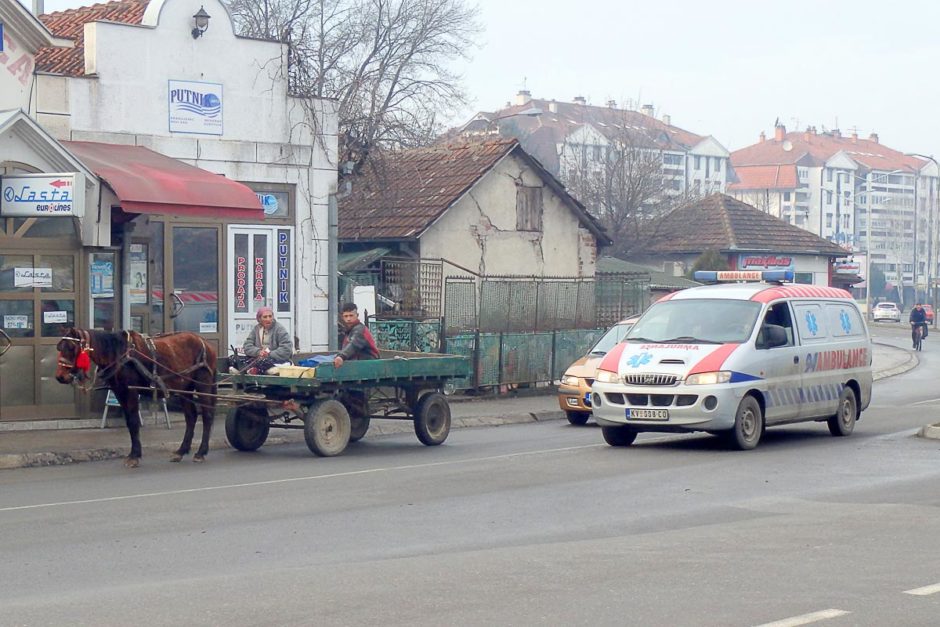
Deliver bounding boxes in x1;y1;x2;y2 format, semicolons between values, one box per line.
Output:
906;153;939;323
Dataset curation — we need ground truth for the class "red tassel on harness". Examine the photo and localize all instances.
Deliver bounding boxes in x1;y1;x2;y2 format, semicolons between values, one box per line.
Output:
75;349;91;372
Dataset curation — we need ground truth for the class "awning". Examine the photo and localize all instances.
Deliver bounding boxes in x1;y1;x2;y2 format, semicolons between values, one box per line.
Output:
338;246;392;273
63;141;263;219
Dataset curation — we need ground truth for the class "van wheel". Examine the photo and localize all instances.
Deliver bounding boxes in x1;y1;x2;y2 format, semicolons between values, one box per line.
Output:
566;411;590;425
602;425;638;447
725;396;763;450
828;387;857;437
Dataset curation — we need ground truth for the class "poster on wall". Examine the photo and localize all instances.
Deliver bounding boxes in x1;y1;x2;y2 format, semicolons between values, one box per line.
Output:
168;80;223;135
13;267;52;287
90;260;114;298
128;244;148;304
3;315;28;329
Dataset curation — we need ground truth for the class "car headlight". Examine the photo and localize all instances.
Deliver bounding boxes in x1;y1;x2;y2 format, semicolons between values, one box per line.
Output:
595;369;620;383
684;371;732;385
560;375;580;387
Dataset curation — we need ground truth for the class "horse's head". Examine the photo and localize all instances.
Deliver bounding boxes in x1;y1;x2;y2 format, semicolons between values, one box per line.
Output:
55;328;91;385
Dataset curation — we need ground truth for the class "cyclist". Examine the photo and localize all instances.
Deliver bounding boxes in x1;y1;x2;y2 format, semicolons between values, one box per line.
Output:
909;302;928;348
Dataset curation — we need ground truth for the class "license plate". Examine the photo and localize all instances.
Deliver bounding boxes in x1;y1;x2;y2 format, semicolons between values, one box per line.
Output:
626;408;668;420
583;392;592;407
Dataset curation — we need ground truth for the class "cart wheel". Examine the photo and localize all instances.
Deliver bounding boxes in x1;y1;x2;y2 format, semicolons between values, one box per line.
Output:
349;416;371;442
304;399;351;456
225;404;270;452
414;392;451;446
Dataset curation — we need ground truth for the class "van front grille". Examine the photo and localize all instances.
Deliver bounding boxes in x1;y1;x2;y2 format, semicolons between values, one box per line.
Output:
623;373;677;386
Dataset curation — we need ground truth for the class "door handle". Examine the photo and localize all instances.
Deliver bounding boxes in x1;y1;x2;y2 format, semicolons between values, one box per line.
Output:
170;291;185;319
0;328;11;357
793;356;799;364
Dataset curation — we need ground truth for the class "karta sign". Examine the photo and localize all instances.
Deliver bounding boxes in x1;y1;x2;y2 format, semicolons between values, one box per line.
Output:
168;79;223;135
738;254;794;271
1;173;83;217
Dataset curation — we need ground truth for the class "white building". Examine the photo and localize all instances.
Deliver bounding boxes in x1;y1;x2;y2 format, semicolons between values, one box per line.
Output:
0;0;337;422
730;125;940;303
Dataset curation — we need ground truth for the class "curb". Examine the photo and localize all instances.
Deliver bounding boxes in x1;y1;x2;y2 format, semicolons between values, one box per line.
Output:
918;423;940;440
871;341;919;381
0;410;566;470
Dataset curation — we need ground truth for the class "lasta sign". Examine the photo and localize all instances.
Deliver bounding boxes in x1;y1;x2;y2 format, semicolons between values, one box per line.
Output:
1;173;84;217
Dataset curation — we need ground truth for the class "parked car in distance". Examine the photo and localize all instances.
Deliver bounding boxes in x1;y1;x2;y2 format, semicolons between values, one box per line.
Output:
872;301;901;322
558;316;640;425
924;304;934;323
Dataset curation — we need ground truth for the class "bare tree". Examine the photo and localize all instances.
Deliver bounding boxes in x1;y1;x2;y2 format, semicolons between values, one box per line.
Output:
558;128;700;257
226;0;481;165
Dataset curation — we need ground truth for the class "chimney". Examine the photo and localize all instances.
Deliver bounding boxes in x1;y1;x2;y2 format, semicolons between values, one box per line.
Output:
32;0;44;15
573;95;586;105
662;114;671;126
804;128;812;142
514;90;532;106
759;131;767;142
869;132;879;144
640;104;655;117
832;129;841;138
606;99;617;108
774;125;786;141
851;132;858;144
548;99;558;113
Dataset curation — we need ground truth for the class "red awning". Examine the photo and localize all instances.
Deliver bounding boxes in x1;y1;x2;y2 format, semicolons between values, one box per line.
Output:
63;141;263;219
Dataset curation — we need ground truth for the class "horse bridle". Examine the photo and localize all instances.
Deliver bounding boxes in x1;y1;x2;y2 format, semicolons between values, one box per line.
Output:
57;329;92;374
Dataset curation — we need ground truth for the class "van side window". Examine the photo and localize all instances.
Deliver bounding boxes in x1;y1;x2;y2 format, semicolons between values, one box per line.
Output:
825;303;863;338
792;303;829;343
757;302;795;349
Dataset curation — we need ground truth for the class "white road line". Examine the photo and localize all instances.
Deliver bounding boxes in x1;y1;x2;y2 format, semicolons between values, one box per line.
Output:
0;442;608;513
904;582;940;596
753;609;850;627
910;398;940;406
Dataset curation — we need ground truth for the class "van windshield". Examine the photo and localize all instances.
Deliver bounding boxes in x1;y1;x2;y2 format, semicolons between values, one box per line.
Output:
627;299;762;344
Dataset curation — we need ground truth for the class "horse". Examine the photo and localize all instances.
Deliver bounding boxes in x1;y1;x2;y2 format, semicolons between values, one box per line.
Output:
55;328;217;468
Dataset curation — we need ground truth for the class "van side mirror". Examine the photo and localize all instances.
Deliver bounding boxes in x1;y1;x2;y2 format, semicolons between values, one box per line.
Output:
758;324;788;349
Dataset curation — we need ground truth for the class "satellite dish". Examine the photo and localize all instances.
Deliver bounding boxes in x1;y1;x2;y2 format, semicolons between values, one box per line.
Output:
782;140;793;152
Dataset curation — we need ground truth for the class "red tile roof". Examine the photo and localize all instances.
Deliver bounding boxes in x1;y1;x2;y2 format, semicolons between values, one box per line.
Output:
727;165;799;190
464;99;707;173
643;193;847;256
732;128;924;174
339;138;609;243
36;0;148;76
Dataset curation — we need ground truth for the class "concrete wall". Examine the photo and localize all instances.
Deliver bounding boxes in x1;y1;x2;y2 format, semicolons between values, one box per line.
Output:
0;28;36;112
419;152;598;277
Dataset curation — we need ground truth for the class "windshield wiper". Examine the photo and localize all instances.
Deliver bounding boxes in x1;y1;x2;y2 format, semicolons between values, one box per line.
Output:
627;336;659;343
660;336;722;344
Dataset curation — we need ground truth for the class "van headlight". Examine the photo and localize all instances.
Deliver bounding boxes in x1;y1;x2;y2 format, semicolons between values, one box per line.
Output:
560;375;580;386
685;371;732;385
595;370;620;383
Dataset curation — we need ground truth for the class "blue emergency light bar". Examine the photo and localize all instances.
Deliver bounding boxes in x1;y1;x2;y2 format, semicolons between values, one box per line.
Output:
693;270;795;283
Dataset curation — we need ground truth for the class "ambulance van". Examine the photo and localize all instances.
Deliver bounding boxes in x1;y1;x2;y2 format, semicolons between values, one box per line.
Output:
590;271;873;450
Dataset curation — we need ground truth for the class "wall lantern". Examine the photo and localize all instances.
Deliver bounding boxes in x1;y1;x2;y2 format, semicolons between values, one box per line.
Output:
191;6;211;39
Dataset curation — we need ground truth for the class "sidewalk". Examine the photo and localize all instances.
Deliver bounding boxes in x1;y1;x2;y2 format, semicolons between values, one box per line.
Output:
0;342;921;470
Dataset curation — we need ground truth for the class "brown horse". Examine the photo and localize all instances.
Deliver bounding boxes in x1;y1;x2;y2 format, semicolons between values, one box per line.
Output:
55;328;217;468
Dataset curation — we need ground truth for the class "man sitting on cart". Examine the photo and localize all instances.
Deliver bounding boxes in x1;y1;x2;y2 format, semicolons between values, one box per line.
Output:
333;302;380;368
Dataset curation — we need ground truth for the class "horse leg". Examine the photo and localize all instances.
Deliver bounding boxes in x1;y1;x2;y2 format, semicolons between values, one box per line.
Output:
193;380;215;463
171;394;198;462
118;389;142;468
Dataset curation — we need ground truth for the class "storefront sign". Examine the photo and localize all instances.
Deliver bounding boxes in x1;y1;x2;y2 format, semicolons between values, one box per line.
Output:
256;191;289;218
90;260;114;297
13;267;52;287
834;261;860;275
0;26;36;86
168;80;223;135
277;229;291;312
1;173;81;217
3;315;28;329
738;254;794;271
253;255;266;302
43;310;68;324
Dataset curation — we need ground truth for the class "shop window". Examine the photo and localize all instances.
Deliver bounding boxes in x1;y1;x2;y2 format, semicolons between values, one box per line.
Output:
0;254;34;292
0;300;34;338
38;255;75;292
40;299;74;336
12;217;79;238
90;252;117;331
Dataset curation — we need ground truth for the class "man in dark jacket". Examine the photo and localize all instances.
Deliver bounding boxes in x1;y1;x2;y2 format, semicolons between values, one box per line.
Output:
909;302;928;346
333;302;380;368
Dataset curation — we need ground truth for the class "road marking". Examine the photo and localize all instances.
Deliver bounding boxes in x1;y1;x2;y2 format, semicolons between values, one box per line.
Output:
753;609;850;627
904;582;940;596
0;442;611;513
910;398;940;406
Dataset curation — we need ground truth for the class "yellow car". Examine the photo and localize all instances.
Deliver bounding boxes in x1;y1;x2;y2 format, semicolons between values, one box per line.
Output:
557;316;639;425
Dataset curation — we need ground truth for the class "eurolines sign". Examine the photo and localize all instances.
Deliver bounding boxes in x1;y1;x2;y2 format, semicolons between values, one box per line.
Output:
168;80;223;135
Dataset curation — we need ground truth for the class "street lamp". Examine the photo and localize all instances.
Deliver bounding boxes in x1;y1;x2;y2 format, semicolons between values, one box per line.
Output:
906;152;939;323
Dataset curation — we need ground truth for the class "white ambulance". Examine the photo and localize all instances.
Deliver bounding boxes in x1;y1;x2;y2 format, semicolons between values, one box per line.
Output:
590;270;873;450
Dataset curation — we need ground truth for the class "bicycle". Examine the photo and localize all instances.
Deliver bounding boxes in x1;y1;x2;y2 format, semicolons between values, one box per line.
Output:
911;322;925;351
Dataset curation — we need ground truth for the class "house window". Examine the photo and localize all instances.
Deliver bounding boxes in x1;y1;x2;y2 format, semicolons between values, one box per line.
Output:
713;157;721;173
592;145;602;160
694;156;701;170
516;185;543;231
826;169;833;183
783;192;791;202
826;213;833;228
798;167;809;182
663;153;683;166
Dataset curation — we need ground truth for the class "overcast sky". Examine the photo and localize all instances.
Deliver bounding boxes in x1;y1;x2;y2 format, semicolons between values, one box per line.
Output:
39;0;940;155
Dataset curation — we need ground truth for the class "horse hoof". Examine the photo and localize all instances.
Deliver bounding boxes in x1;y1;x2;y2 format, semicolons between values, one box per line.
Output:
124;458;140;469
169;454;183;463
193;456;205;463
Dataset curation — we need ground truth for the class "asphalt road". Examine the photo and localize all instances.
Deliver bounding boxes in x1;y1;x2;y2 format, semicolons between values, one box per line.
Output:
1;324;939;627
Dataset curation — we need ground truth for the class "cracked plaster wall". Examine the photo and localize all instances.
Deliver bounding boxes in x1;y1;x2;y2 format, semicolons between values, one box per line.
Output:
420;154;598;276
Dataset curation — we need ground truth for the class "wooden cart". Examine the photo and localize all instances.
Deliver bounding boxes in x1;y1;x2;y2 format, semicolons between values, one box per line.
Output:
221;351;470;456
